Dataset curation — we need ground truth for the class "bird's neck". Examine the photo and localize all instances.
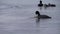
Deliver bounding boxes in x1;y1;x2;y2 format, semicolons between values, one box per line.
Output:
38;13;40;16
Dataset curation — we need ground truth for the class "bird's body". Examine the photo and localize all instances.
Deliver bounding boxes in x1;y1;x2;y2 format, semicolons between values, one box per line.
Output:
38;4;43;7
37;15;51;19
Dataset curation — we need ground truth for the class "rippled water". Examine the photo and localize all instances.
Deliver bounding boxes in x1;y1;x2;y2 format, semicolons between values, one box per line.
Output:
0;0;60;34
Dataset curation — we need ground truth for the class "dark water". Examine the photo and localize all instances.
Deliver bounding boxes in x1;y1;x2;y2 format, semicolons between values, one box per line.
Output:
0;0;60;34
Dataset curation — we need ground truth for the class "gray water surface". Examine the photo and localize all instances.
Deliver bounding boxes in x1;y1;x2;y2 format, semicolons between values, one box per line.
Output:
0;0;60;34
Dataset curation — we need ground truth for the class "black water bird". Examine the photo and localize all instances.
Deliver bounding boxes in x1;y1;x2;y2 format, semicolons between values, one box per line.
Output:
48;3;56;7
35;11;51;19
38;0;43;7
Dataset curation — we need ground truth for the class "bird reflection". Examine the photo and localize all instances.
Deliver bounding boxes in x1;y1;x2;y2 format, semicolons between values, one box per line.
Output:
35;18;40;30
40;7;42;10
44;6;48;9
36;18;40;23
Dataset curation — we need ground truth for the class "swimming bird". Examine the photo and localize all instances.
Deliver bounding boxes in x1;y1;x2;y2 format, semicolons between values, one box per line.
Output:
38;0;43;7
35;11;51;19
48;3;56;7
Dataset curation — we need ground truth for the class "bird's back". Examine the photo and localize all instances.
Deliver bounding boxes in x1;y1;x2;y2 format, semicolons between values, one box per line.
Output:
40;15;51;19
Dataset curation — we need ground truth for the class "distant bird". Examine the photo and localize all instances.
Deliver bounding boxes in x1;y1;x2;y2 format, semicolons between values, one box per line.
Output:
38;0;43;7
35;11;51;19
48;3;56;7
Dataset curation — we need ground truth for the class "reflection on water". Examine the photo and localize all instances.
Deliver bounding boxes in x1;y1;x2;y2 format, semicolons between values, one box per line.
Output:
36;18;40;23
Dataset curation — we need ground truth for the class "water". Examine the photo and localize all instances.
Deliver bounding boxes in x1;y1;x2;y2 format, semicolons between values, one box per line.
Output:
0;0;60;34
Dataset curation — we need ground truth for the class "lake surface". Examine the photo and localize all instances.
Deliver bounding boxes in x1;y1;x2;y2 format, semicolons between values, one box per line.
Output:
0;0;60;34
